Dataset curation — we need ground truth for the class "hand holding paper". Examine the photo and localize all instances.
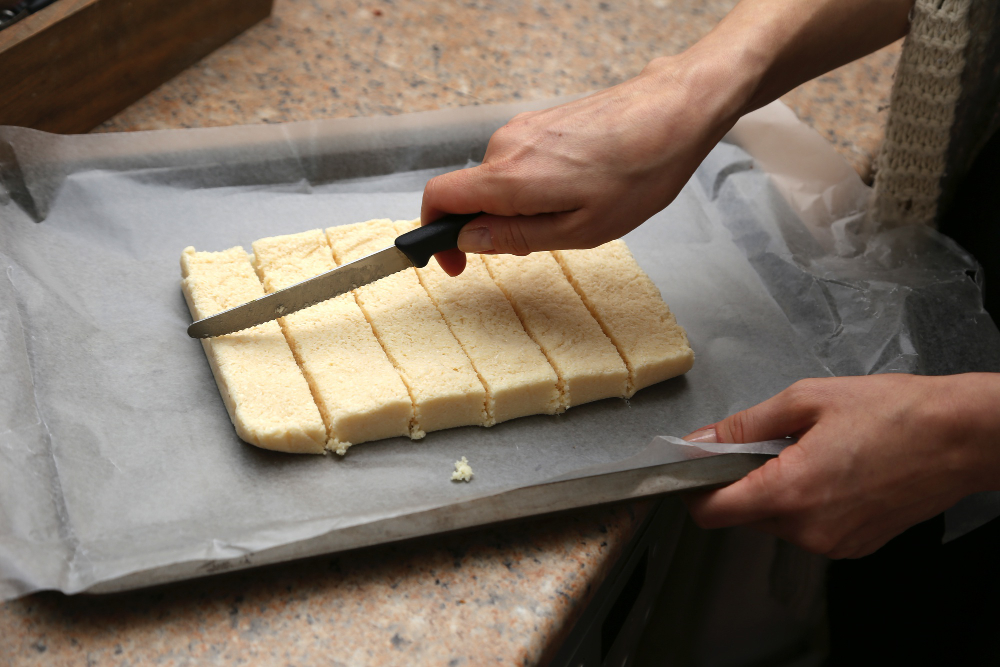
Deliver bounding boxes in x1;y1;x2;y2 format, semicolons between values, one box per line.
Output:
684;374;1000;558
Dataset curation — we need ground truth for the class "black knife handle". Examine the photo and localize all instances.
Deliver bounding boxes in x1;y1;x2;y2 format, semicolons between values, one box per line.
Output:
395;213;481;268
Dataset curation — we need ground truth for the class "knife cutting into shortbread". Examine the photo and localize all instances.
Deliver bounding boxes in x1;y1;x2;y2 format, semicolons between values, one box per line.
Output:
187;213;480;339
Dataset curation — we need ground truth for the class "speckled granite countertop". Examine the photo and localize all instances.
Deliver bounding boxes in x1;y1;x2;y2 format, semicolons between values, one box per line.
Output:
93;0;900;180
1;0;900;664
2;502;652;666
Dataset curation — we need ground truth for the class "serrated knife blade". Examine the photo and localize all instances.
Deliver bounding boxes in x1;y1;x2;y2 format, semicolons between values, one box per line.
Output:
187;246;413;339
186;213;480;339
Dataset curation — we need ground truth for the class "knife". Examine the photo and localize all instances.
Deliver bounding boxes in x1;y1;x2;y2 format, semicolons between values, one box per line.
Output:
187;213;479;339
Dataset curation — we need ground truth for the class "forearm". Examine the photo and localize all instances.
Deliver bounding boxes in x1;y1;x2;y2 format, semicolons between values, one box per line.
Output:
421;0;915;263
645;0;913;130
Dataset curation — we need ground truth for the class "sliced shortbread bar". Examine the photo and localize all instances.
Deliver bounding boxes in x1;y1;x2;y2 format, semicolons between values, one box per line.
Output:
252;230;412;453
482;252;628;408
397;220;561;425
325;219;487;436
180;246;326;454
553;241;695;396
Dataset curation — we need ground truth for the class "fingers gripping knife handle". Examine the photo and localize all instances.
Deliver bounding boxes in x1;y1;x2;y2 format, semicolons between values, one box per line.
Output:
395;213;481;267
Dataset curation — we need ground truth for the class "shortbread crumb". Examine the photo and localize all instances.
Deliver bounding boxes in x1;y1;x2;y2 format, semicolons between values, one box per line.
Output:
451;456;474;482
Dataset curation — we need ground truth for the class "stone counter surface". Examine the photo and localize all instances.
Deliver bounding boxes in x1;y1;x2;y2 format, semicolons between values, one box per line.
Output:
1;0;900;664
2;502;651;666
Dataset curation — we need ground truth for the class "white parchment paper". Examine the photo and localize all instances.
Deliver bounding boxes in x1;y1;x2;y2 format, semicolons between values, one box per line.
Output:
1;100;996;600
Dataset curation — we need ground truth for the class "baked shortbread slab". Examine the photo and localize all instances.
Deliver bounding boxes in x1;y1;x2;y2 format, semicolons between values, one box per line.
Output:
252;230;412;453
326;219;487;437
180;246;327;454
482;252;628;408
553;241;695;396
398;220;561;425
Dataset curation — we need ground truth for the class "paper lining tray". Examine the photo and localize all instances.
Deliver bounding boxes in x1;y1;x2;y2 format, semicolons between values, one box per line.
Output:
1;100;997;600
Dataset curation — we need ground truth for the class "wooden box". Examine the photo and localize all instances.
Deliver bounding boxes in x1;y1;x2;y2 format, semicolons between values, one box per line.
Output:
0;0;273;133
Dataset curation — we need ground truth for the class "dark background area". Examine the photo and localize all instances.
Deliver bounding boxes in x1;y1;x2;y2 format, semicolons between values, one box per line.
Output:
938;127;1000;320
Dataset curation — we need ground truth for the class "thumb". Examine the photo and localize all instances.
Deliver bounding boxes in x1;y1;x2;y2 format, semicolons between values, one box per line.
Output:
714;380;821;444
456;212;585;255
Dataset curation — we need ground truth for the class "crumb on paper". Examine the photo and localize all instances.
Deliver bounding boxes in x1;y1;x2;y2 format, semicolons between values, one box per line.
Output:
451;456;473;482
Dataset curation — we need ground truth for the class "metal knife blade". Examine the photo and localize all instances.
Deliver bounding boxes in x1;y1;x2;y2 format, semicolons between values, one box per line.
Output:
186;213;481;339
187;246;413;339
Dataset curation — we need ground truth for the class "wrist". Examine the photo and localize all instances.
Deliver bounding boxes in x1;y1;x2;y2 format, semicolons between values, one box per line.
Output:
933;374;1000;495
637;50;758;146
673;28;771;120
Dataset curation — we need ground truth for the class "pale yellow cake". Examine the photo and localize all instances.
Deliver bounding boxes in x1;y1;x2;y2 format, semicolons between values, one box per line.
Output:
398;220;561;425
180;246;327;454
482;252;629;408
553;241;695;396
252;230;412;453
325;219;487;437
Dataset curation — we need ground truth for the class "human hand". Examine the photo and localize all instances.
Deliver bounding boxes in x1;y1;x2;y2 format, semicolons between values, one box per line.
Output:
684;374;1000;559
420;54;746;275
419;0;913;276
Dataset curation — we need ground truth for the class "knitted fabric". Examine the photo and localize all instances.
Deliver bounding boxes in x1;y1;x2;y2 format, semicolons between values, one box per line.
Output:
873;0;972;226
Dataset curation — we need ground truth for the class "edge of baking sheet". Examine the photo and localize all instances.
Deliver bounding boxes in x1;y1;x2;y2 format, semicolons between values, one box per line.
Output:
85;453;767;594
0;95;586;222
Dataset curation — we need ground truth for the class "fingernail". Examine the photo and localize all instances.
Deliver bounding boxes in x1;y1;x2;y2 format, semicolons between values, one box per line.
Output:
685;427;717;443
458;225;493;253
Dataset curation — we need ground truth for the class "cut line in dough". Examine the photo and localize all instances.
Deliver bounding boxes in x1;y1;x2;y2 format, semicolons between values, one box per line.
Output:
482;252;628;408
180;246;326;454
553;241;694;396
326;219;488;437
252;229;412;453
399;219;561;425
